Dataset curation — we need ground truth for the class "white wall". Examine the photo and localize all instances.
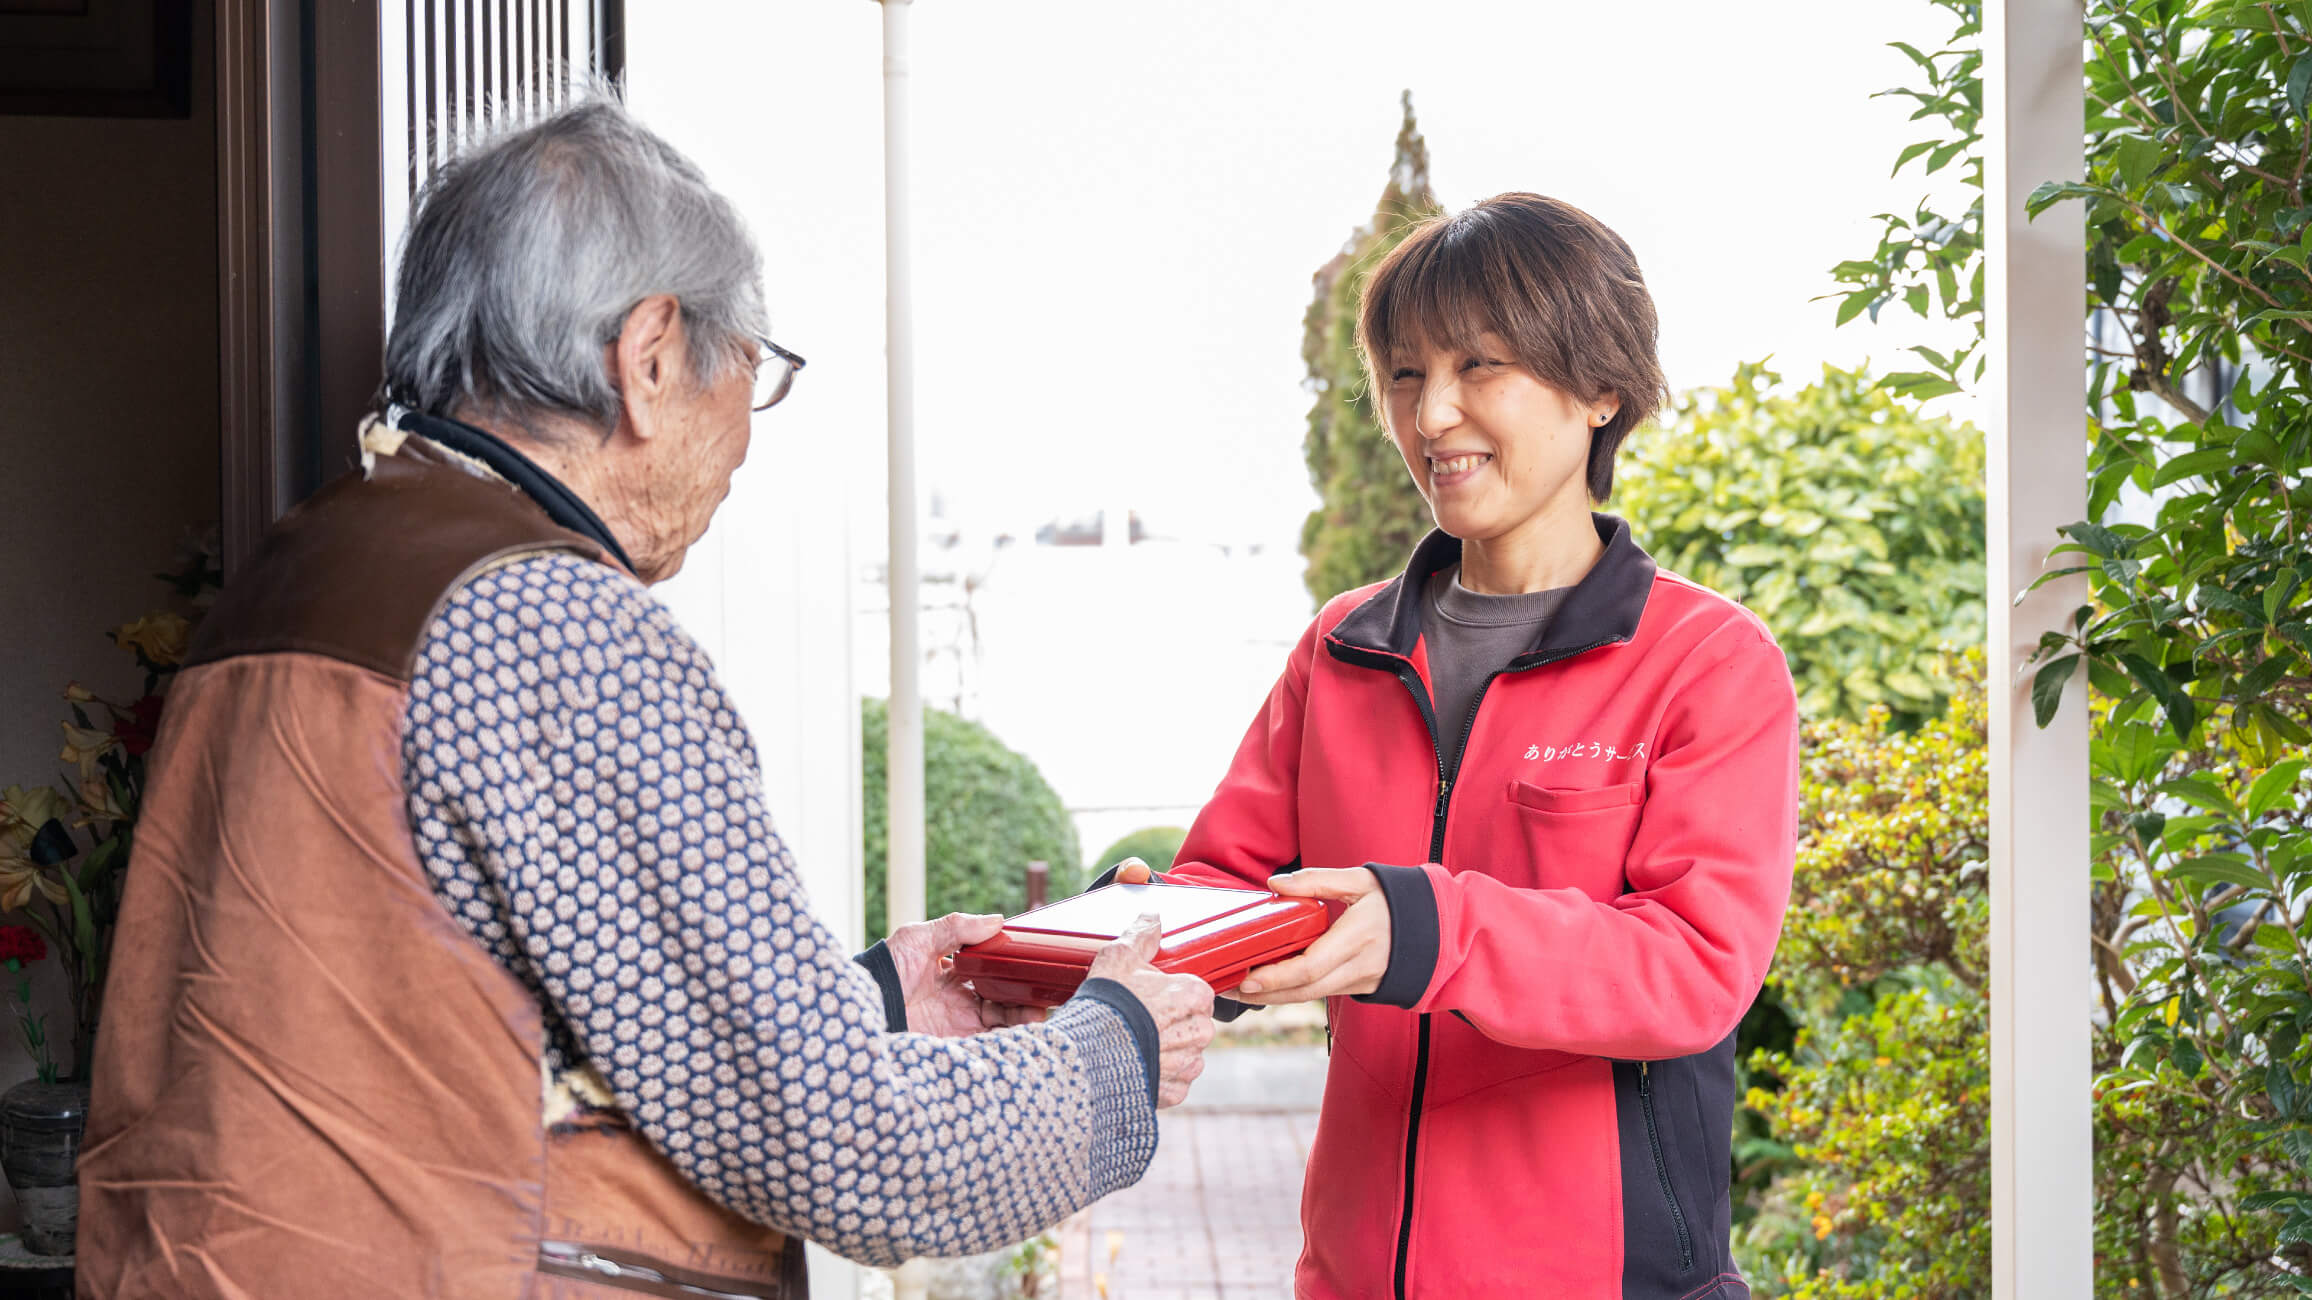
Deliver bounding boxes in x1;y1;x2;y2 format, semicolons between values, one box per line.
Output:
626;0;879;972
624;6;886;1296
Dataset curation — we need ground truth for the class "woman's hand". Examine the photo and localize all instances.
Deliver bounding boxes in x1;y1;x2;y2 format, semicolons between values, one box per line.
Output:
1231;867;1395;1003
1084;913;1217;1108
885;912;1047;1037
1110;856;1156;884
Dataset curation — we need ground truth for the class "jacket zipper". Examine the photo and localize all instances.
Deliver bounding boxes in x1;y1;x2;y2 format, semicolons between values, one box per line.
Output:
1387;664;1501;1300
1636;1062;1695;1271
1326;632;1626;1300
538;1242;779;1299
1393;1008;1431;1300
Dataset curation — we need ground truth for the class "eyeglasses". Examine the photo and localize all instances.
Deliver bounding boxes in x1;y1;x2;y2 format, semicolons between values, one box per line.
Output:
751;336;808;411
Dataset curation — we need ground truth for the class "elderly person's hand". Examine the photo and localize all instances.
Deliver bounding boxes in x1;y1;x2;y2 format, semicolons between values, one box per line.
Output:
1084;913;1216;1108
884;912;1048;1037
1230;867;1395;1003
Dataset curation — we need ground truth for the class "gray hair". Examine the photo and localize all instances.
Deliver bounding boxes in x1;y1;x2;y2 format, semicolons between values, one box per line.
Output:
383;96;768;440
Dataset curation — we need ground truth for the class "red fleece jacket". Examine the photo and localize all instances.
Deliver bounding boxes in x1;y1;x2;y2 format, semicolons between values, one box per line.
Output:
1165;518;1798;1300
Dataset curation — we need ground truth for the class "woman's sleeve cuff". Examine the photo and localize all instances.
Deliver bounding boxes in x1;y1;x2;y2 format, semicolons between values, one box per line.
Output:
1353;863;1440;1009
852;941;908;1033
1050;986;1161;1197
1070;977;1161;1107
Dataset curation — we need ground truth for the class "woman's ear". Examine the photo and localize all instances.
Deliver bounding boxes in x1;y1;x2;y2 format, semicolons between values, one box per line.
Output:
610;294;685;442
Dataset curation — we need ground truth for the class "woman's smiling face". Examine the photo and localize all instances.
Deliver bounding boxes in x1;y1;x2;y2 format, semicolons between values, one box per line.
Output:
1382;331;1609;546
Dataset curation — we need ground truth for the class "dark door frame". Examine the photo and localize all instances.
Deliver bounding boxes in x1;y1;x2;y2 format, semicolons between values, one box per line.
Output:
214;0;380;576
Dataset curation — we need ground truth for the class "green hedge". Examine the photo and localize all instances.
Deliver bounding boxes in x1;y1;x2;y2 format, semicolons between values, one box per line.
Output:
1091;826;1188;877
860;698;1083;941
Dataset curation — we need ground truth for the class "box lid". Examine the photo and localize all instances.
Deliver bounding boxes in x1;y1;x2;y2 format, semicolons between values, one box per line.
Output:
952;881;1330;1005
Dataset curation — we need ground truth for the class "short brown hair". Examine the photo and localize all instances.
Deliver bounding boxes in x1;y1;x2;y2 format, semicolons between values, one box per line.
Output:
1356;193;1666;502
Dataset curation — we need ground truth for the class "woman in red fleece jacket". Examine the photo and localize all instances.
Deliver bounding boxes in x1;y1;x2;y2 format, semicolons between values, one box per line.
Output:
1116;194;1799;1298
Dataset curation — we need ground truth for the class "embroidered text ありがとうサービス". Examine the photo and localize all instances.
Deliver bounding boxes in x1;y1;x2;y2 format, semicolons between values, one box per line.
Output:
1525;742;1645;762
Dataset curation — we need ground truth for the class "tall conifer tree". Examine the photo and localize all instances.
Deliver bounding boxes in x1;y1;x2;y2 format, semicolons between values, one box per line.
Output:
1299;92;1444;604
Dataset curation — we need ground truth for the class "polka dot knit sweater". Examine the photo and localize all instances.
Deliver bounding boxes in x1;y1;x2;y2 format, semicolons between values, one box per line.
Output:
400;549;1159;1265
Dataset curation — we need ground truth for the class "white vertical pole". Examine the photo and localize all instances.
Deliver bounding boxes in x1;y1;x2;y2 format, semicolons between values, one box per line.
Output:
880;7;927;1295
1983;1;2092;1296
881;0;926;944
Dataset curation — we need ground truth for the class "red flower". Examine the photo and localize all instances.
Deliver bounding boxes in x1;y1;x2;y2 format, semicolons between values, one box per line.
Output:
0;927;46;964
112;694;165;757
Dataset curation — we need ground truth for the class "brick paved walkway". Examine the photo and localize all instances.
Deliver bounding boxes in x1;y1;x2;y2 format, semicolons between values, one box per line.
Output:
1059;1043;1326;1300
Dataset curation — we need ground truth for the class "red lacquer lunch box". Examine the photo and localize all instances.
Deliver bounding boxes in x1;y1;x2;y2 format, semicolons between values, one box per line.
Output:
951;881;1332;1008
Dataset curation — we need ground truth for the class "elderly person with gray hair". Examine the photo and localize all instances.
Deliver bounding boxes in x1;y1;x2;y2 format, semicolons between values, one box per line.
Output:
76;99;1214;1299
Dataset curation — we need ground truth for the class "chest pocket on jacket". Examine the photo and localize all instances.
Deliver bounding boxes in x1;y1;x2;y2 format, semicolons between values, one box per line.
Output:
1504;779;1644;899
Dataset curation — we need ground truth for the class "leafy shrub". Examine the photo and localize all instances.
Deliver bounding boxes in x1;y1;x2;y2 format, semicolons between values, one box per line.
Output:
1739;656;1990;1296
1617;363;1986;728
1091;826;1187;876
1749;979;1990;1299
861;698;1083;941
1830;1;2312;1289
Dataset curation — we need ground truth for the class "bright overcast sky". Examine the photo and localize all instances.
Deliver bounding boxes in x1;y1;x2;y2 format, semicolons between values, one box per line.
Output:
636;0;1974;555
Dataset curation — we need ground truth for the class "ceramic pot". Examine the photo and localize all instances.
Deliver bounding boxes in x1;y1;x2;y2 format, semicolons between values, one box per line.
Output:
0;1080;87;1256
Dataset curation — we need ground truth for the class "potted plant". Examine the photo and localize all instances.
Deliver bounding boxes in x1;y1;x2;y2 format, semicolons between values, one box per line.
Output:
0;535;218;1256
0;923;77;1255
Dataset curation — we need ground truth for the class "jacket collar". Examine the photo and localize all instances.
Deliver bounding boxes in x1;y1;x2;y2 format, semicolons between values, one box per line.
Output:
387;408;639;575
1327;514;1656;668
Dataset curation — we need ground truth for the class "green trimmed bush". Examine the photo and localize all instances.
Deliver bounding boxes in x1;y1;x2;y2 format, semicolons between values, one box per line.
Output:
861;698;1083;941
1091;826;1188;876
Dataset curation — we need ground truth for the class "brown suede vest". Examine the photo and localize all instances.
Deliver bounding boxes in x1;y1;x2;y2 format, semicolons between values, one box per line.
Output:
77;438;805;1299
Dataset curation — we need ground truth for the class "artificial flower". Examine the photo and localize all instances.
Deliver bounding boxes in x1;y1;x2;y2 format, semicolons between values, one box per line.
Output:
59;721;120;779
0;786;69;841
111;694;164;757
0;927;45;964
112;612;191;667
62;682;94;705
77;772;128;824
0;853;67;912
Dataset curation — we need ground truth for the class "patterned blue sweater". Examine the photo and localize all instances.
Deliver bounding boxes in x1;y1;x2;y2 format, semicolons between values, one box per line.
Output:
399;549;1157;1265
